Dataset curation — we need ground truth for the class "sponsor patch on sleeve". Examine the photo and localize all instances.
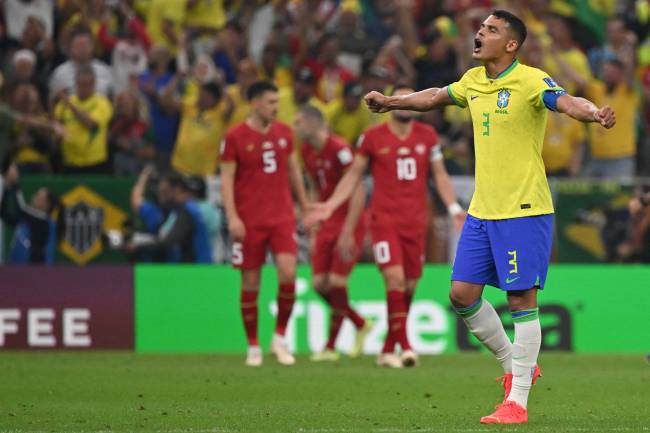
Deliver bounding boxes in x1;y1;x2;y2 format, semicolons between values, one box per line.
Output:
543;77;559;88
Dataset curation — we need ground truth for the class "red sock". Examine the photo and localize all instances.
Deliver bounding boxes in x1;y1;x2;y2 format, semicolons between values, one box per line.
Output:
330;286;365;329
275;282;295;336
382;333;396;354
240;291;259;346
326;309;344;350
404;290;414;312
387;290;411;351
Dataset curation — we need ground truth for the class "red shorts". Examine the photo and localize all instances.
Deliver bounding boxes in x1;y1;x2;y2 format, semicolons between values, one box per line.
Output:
311;219;366;277
232;222;297;269
370;224;425;279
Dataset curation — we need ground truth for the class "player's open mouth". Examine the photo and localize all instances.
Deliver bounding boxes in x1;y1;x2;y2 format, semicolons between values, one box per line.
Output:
473;38;482;53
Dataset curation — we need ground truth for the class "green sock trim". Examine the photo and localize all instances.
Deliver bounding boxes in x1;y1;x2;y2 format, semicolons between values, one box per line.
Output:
511;308;539;323
454;298;483;318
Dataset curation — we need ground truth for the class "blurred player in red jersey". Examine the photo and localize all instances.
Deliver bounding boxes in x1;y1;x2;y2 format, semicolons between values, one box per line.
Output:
221;81;309;367
294;105;374;362
307;85;466;368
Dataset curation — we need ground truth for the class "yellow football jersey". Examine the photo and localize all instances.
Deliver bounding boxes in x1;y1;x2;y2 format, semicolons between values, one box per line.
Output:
448;59;564;220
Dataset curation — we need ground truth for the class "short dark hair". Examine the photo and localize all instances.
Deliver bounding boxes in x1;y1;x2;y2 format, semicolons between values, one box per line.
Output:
164;172;190;191
70;28;94;43
187;176;207;199
298;105;325;123
247;80;278;101
201;82;222;101
492;9;527;49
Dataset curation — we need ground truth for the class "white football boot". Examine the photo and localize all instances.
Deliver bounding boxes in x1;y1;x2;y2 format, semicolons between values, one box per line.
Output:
401;350;419;367
245;346;263;367
376;353;403;368
271;334;296;366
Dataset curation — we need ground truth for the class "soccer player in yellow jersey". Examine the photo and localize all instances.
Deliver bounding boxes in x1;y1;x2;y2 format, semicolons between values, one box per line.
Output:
365;10;616;425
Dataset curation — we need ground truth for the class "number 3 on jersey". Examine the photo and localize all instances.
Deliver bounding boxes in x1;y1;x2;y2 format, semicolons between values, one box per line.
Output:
397;157;416;180
262;150;277;173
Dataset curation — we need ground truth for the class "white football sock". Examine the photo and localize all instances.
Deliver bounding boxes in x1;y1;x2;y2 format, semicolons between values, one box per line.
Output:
455;299;512;373
507;309;541;409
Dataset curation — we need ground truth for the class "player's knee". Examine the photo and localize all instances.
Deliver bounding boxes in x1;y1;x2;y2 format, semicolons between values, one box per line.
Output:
385;275;405;292
276;265;296;284
449;286;472;308
507;289;537;311
241;277;260;292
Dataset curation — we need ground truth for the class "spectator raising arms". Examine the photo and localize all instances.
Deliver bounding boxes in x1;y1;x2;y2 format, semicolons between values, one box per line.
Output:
109;91;153;175
583;58;639;177
138;46;179;169
53;65;113;174
167;80;233;176
127;173;213;263
0;162;61;264
49;29;113;100
99;1;152;93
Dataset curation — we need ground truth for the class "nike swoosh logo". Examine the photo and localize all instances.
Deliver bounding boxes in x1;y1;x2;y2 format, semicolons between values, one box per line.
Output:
505;276;520;284
471;95;478;100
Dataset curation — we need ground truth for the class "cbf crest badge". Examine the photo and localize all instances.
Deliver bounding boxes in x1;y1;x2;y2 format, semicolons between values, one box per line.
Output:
497;89;511;108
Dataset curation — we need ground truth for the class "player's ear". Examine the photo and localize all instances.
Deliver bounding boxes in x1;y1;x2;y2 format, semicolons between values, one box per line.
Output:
505;39;519;54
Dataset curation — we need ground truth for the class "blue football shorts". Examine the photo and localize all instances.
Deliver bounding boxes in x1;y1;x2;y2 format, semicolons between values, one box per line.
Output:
451;213;554;291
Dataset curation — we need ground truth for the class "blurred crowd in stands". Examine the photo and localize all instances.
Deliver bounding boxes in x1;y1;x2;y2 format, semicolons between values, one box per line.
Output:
1;0;650;264
1;0;650;177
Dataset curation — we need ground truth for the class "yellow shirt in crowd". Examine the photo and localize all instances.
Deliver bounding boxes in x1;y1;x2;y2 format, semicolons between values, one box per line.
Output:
185;0;226;30
172;101;226;176
225;84;250;130
260;67;293;89
585;81;639;160
542;112;586;172
543;48;592;94
325;100;372;146
145;0;187;54
55;94;113;167
277;86;328;126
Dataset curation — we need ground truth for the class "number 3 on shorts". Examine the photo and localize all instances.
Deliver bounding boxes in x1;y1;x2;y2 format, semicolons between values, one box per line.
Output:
373;241;391;264
232;242;243;265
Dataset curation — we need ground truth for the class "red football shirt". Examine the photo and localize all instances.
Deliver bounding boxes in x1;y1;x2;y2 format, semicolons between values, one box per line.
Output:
301;134;354;230
221;121;295;227
358;121;440;230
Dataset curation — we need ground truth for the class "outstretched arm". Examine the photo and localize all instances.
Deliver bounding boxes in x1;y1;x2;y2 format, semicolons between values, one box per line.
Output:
305;155;368;227
325;155;368;212
555;94;616;128
365;86;455;113
131;165;154;213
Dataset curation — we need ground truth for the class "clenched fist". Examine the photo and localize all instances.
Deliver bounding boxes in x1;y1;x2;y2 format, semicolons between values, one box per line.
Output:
364;91;391;113
593;106;616;129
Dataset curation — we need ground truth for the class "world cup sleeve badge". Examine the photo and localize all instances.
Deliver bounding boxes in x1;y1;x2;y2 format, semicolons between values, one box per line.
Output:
497;89;511;109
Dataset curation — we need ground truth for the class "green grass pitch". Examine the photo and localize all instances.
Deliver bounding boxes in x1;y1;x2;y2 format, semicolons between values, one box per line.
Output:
0;353;648;433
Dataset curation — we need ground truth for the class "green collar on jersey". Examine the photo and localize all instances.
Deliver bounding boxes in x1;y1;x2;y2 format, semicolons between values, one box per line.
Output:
486;58;519;80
